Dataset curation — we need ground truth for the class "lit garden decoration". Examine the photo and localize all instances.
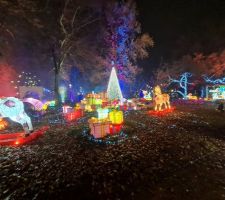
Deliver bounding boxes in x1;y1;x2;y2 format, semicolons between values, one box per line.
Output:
88;109;124;139
107;67;123;102
63;105;84;122
97;108;109;120
0;97;33;134
88;117;111;138
0;118;8;130
153;86;171;111
149;86;174;116
109;110;123;125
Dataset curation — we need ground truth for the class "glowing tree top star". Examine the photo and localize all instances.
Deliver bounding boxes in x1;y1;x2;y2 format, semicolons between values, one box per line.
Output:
107;67;123;101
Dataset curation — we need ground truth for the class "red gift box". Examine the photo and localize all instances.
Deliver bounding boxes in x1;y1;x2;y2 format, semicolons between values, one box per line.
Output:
109;124;123;134
119;105;128;111
64;109;84;122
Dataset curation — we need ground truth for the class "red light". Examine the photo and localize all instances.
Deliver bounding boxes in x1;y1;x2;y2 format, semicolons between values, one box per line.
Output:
15;140;20;145
148;107;175;117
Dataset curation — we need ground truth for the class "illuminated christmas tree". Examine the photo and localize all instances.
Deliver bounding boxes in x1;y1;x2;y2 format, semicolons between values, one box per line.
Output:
107;67;123;101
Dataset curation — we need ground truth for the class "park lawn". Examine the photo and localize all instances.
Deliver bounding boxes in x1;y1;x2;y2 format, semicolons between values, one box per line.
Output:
0;104;225;200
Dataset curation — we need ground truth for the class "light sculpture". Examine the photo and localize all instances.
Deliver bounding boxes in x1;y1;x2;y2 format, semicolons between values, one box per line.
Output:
59;86;67;103
109;110;124;125
107;67;123;102
153;86;170;111
169;72;192;99
0;118;8;130
97;108;109;120
23;98;44;111
0;97;33;134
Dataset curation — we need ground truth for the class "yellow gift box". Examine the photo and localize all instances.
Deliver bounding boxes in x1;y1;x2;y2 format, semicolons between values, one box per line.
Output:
109;110;123;125
85;105;92;112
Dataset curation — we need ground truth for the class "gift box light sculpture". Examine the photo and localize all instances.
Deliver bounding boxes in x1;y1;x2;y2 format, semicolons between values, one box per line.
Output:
62;105;73;114
109;110;124;125
109;124;122;134
97;108;109;120
88;117;111;138
64;109;84;122
85;104;92;112
0;97;33;134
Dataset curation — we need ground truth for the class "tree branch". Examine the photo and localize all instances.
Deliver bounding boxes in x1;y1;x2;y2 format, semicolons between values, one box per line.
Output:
60;0;70;35
71;6;80;30
76;17;100;31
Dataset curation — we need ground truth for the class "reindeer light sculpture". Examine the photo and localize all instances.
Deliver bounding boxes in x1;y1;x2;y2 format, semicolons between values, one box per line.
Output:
153;86;171;111
0;97;33;135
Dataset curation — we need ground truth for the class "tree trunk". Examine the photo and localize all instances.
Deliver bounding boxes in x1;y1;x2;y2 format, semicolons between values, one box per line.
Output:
52;47;61;108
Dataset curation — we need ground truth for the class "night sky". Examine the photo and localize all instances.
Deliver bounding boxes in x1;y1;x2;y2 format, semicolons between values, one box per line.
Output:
136;0;225;74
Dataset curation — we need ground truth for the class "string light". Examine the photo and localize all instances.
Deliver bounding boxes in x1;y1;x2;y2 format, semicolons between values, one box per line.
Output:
10;71;42;96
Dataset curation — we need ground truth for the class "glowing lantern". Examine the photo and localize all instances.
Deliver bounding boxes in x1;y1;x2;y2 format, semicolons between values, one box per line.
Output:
109;110;123;125
88;118;111;138
0;118;8;130
97;108;109;120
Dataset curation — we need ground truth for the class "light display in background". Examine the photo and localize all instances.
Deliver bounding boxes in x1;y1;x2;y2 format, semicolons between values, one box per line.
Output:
169;72;192;99
0;97;33;134
23;98;44;111
62;105;73;114
208;85;225;100
143;90;152;100
107;67;123;102
187;93;198;100
11;71;42;97
59;85;67;103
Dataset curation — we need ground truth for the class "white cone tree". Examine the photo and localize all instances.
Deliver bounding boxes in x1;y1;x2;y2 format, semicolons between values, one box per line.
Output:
107;67;123;101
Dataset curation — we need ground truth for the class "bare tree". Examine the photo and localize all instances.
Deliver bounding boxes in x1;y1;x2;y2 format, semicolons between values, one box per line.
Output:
51;0;100;105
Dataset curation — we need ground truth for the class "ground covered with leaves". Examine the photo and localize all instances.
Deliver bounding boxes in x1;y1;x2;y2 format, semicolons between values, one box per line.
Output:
1;104;225;200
